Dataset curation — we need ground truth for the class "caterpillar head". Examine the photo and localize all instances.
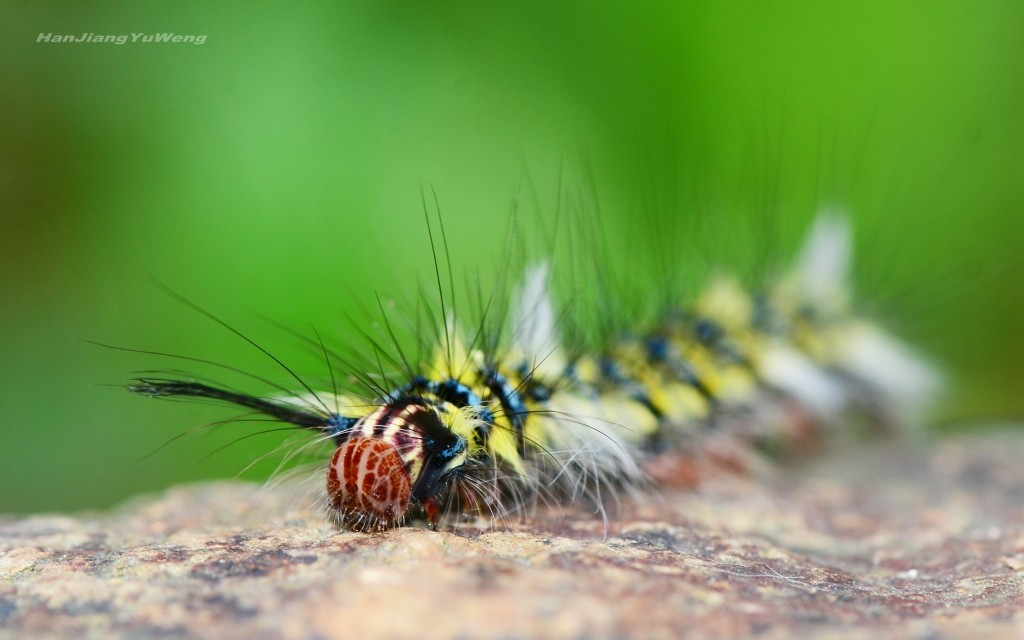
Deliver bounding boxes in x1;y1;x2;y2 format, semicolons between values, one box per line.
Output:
326;437;411;531
326;400;470;531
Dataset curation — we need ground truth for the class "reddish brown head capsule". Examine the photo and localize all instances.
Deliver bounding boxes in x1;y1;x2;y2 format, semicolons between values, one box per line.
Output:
326;436;412;531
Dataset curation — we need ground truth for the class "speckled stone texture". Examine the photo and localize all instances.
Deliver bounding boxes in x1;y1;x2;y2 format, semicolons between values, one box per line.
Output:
3;434;1024;639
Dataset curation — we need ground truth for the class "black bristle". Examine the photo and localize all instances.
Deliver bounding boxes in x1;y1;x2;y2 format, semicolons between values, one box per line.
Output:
128;379;330;430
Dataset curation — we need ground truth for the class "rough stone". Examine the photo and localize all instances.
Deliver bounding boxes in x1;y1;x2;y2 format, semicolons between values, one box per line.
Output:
2;435;1024;639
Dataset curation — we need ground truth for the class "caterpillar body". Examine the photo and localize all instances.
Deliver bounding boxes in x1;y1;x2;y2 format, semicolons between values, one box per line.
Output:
129;213;938;532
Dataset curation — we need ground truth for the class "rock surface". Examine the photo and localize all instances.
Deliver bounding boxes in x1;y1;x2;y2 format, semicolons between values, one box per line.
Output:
3;435;1024;639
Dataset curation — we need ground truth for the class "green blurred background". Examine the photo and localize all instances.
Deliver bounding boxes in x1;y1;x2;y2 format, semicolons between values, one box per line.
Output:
1;1;1022;513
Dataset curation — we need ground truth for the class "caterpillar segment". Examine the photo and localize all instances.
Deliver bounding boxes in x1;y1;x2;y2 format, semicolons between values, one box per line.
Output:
129;214;938;531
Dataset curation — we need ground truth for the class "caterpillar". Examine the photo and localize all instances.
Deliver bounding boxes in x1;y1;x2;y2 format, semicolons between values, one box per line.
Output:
127;210;939;532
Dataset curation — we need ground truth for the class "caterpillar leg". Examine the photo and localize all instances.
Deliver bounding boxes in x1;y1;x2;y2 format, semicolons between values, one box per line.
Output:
423;497;441;531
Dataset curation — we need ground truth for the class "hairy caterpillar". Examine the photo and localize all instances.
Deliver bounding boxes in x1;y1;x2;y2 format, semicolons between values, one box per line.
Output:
127;210;938;532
